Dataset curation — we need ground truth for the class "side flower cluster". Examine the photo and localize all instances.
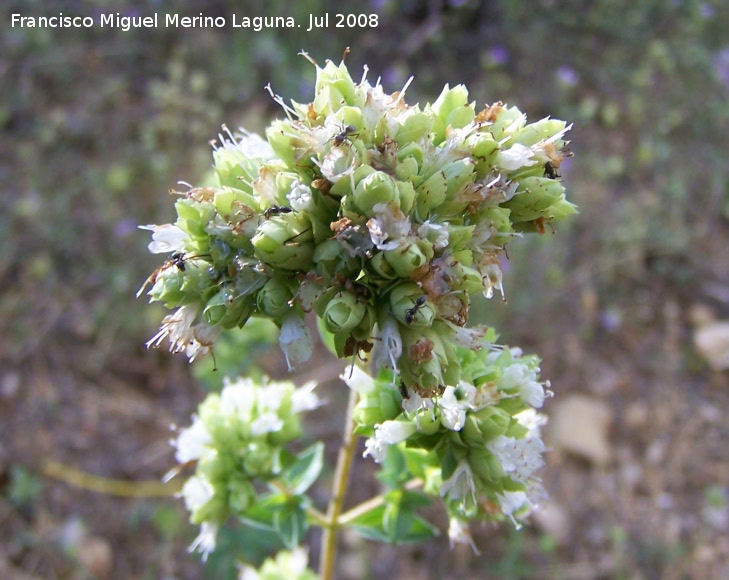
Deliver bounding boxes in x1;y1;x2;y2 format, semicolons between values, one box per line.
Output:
171;377;320;559
139;56;574;393
346;346;550;538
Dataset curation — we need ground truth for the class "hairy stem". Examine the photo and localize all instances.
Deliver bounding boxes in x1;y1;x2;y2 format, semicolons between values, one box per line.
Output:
319;385;359;580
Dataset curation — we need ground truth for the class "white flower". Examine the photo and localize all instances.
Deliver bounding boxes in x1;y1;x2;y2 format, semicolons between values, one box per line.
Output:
437;383;475;431
279;313;313;371
287;180;312;211
363;420;416;463
487;435;545;483
372;317;402;371
291;381;321;413
189;521;219;562
500;364;545;408
221;377;258;421
497;143;538;171
481;263;505;300
440;460;478;512
180;475;214;513
173;415;212;463
366;202;411;251
495;490;532;528
417;221;449;250
138;223;189;254
448;517;479;553
339;364;377;394
147;304;198;351
251;412;284;436
514;408;548;438
444;321;491;350
232;131;276;161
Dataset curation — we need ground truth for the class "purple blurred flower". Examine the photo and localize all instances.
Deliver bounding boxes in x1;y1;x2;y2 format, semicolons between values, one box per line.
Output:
488;46;508;66
556;65;579;87
712;47;729;90
700;3;715;18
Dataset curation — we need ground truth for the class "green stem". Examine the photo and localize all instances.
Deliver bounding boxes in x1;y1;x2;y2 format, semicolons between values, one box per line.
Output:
338;478;424;526
319;385;359;580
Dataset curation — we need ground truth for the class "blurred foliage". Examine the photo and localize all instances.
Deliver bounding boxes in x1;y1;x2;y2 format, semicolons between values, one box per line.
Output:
2;0;729;576
7;465;44;509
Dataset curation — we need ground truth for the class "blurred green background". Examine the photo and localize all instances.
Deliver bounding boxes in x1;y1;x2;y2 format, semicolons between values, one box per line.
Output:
2;0;729;578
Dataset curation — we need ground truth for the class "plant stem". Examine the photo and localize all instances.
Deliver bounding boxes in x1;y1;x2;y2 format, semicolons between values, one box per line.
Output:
319;385;359;580
338;478;424;526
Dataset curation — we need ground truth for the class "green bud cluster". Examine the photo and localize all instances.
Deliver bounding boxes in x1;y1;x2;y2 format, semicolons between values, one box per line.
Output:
350;346;549;528
172;376;320;558
140;55;574;392
238;548;318;580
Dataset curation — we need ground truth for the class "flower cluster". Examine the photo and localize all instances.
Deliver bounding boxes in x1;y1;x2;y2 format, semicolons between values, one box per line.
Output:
346;345;549;538
171;377;320;559
238;548;317;580
139;56;574;393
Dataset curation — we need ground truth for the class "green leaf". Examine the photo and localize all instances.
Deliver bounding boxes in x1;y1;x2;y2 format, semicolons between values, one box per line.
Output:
348;491;439;545
316;316;338;357
273;501;307;549
376;445;411;488
240;493;290;530
280;442;325;495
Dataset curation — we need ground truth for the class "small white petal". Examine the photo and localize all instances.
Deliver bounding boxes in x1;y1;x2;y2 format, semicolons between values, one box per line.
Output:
188;521;218;561
139;224;190;254
174;415;212;463
340;365;377;394
279;314;313;371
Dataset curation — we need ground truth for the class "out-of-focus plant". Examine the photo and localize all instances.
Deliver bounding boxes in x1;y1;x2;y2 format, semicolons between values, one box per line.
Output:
139;53;574;578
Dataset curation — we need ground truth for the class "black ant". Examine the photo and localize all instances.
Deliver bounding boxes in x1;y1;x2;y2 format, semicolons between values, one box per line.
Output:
333;124;357;147
169;251;188;271
137;251;206;297
263;206;293;220
398;379;410;400
404;295;428;324
544;162;561;179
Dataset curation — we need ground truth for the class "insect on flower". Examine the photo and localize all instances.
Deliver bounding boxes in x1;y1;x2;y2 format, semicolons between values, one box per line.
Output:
263;206;294;220
404;295;428;324
332;124;358;147
137;251;209;297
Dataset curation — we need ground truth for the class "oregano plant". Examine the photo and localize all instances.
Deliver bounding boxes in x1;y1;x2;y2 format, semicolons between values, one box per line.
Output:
139;53;575;578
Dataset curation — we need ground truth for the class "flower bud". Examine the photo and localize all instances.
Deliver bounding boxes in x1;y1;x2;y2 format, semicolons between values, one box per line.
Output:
242;441;275;477
265;119;315;170
175;198;216;242
429;84;474;144
514;117;568;147
389;282;435;327
415;171;447;216
383;239;433;278
353;170;400;217
252;213;314;271
203;290;254;329
313;239;360;280
468;132;500;176
256;276;295;320
461;406;511;447
353;385;403;432
395;111;433;146
466;447;506;484
227;477;256;516
314;60;358;111
321;290;371;335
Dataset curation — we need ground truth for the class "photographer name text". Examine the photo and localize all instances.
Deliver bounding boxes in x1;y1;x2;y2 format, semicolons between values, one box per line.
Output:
10;12;379;32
